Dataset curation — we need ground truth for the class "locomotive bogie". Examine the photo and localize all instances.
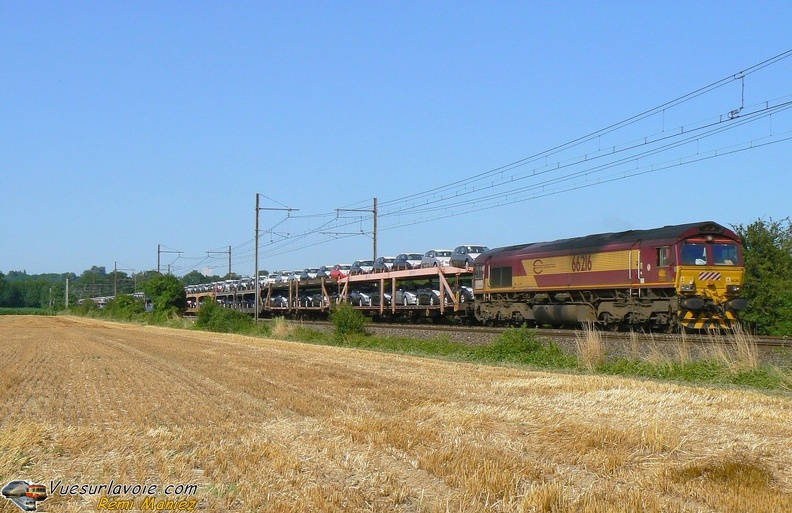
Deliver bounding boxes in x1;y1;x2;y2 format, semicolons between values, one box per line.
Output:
475;288;678;330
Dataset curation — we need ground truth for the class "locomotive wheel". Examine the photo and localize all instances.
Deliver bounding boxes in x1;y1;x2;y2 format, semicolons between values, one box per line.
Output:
597;313;619;332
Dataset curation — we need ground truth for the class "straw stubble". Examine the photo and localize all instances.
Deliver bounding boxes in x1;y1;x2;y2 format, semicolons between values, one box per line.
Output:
0;316;789;512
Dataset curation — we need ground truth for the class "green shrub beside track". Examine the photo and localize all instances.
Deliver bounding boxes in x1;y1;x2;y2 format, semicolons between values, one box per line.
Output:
194;299;257;333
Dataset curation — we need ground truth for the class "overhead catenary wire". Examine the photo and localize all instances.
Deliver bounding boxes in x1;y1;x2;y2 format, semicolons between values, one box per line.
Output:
375;48;792;211
376;99;792;221
376;95;792;220
373;130;792;234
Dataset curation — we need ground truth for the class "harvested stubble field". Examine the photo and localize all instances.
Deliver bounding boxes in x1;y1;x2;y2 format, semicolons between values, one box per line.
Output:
1;316;790;513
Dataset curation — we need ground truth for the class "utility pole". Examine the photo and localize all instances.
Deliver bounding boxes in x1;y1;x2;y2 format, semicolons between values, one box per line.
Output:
113;266;137;295
254;194;298;323
336;197;378;260
373;197;378;260
157;245;182;274
208;246;232;279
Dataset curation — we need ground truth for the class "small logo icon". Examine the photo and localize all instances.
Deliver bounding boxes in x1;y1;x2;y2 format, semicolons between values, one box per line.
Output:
2;480;47;511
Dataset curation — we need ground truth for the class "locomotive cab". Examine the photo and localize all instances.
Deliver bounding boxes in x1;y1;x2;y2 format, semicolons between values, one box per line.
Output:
674;225;745;330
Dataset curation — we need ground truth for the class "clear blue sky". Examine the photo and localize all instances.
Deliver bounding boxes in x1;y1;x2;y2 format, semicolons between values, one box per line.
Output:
2;1;791;277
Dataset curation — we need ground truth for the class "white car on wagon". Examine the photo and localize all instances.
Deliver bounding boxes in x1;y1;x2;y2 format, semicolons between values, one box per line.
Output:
421;249;453;268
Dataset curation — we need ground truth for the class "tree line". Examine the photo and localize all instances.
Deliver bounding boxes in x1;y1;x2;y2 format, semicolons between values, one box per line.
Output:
0;266;236;312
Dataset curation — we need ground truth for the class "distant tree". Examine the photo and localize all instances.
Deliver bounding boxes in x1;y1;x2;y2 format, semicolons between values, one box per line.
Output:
130;270;157;294
89;266;107;276
143;273;187;316
5;270;29;281
47;282;67;310
180;270;224;286
0;271;85;309
181;270;209;286
0;280;22;307
0;272;12;307
74;266;114;298
733;218;792;336
20;279;48;308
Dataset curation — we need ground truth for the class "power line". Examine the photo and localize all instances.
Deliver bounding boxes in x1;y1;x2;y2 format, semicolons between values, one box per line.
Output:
375;129;792;232
376;48;792;211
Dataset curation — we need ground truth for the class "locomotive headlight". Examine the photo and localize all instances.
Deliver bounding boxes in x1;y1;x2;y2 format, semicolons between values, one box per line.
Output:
727;284;741;294
681;283;696;293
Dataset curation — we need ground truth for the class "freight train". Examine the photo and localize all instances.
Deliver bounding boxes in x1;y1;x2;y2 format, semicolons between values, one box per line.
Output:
185;221;746;331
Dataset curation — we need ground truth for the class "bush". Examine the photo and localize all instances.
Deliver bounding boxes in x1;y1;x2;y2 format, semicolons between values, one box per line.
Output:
72;299;100;316
328;302;369;338
194;300;254;333
489;325;544;353
476;325;574;367
143;273;187;314
103;294;146;320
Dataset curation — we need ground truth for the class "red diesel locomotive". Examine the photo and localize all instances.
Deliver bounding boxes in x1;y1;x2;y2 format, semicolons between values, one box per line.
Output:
472;221;746;331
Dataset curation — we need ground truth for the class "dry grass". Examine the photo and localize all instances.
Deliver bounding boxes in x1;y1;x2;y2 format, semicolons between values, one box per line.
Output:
575;322;603;370
703;324;760;372
0;316;790;512
610;324;759;373
269;316;296;339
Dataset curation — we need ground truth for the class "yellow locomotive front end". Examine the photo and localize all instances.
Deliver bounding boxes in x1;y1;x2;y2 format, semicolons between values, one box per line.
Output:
675;236;746;330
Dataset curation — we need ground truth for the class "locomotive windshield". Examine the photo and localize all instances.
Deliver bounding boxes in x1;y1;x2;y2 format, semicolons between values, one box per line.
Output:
712;243;739;265
681;242;740;266
681;243;707;265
